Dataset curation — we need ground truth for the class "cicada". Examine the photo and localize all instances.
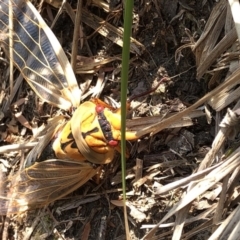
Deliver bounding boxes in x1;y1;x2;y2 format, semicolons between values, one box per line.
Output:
0;0;158;214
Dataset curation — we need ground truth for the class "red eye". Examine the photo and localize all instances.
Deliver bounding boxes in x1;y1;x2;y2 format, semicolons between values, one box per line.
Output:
95;105;104;113
108;140;118;146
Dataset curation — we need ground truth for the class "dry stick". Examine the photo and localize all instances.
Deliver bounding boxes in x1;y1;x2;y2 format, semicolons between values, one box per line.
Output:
134;159;143;182
172;194;191;240
127;77;168;102
3;74;24;114
192;0;227;52
81;8;145;55
150;163;221;195
91;0;110;12
197;27;237;80
212;174;229;232
224;166;240;209
1;216;10;240
181;220;214;240
71;0;82;72
197;5;227;70
98;216;107;240
141;206;215;229
0;142;38;154
50;0;66;29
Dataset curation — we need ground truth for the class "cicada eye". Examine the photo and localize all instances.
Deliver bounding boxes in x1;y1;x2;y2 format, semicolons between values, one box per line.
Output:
95;105;105;113
108;139;119;147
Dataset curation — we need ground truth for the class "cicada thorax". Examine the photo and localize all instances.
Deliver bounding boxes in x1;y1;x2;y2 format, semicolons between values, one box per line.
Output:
93;99;139;142
95;104;119;147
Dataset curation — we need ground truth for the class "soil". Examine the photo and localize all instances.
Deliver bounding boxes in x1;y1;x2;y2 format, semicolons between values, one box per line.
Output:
0;0;218;239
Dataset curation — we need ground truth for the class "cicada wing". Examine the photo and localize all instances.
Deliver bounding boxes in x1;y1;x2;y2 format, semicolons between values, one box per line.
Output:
0;159;99;214
0;0;81;109
23;116;66;168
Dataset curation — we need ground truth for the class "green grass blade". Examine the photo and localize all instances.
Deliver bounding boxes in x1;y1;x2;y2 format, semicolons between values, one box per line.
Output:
120;1;134;239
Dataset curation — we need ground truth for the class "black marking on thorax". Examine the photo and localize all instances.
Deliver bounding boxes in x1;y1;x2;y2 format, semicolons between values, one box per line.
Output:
81;127;99;139
97;110;114;142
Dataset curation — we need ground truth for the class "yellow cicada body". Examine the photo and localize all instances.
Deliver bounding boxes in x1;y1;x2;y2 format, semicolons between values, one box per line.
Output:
25;98;138;168
52;98;139;165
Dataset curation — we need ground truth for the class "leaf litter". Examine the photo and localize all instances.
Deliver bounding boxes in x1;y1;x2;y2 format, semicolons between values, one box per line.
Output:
1;0;240;239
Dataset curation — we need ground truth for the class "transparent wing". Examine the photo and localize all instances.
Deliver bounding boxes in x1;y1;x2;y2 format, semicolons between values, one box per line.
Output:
0;159;99;214
23;115;66;168
0;0;81;109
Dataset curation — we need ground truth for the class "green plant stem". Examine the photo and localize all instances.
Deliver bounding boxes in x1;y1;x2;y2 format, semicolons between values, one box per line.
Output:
120;1;134;239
